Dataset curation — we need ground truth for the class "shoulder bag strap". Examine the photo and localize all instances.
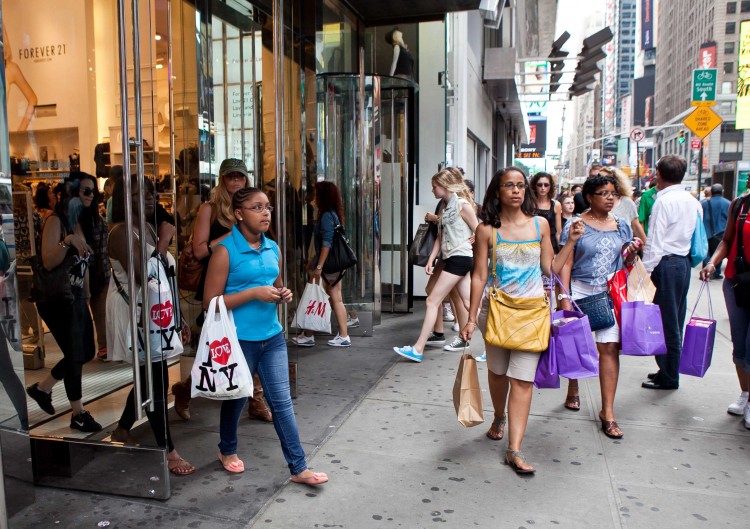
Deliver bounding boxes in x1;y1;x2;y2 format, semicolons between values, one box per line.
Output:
736;197;750;265
490;228;498;287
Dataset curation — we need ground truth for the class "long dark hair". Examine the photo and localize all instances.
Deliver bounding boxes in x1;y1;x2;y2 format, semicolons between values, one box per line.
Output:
34;182;52;210
480;166;535;228
54;172;100;238
315;181;345;223
529;171;557;201
73;172;103;245
110;174;155;224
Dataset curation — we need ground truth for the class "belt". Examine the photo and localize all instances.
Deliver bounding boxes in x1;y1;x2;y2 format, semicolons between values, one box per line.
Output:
661;254;689;260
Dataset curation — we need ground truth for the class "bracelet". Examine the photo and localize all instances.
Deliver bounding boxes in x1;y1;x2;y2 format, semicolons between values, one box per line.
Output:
58;240;69;249
706;262;716;269
466;321;477;326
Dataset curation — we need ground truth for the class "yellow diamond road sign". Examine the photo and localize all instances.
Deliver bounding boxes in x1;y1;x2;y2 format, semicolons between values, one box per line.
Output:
683;106;723;139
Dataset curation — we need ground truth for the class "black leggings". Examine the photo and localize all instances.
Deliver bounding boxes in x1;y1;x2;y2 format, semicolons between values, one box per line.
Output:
119;361;174;452
37;295;95;402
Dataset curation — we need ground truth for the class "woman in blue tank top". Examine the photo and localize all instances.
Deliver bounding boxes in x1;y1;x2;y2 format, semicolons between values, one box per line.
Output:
204;187;328;486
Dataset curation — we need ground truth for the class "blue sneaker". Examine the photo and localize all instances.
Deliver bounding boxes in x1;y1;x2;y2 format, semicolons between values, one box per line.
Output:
393;346;423;363
475;352;486;362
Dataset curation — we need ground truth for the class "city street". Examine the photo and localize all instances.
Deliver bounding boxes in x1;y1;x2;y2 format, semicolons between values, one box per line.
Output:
15;271;750;528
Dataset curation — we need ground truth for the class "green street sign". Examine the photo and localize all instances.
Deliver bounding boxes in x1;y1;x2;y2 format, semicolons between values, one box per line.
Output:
692;68;717;105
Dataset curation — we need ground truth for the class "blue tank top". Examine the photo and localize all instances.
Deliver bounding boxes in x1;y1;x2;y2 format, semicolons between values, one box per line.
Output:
487;216;545;298
218;226;282;341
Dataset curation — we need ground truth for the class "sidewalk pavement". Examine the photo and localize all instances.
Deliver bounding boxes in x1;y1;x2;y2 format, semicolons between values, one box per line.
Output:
13;271;750;528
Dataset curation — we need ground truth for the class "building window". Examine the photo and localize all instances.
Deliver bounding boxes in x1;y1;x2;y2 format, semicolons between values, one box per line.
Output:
742;0;750;12
727;22;737;34
725;61;734;74
726;42;735;54
722;81;734;94
727;1;737;14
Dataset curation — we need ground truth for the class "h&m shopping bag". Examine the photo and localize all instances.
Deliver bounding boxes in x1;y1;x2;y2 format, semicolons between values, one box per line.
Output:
452;353;484;427
291;280;331;333
620;301;667;356
191;296;253;400
679;281;716;377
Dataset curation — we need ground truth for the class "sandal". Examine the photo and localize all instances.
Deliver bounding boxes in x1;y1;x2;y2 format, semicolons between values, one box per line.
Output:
599;414;624;439
290;470;329;486
168;457;196;476
486;415;506;441
218;452;245;473
504;449;535;475
564;395;581;411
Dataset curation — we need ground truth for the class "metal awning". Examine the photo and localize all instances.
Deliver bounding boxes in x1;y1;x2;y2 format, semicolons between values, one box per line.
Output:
345;0;481;25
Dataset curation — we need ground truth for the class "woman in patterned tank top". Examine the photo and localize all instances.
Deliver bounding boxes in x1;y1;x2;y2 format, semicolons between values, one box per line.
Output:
459;167;582;474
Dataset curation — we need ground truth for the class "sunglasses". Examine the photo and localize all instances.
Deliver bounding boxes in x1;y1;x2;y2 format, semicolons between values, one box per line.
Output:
80;187;95;197
535;182;550;188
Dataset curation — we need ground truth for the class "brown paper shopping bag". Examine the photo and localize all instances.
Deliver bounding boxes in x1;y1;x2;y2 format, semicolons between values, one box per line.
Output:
627;257;656;303
452;353;484;427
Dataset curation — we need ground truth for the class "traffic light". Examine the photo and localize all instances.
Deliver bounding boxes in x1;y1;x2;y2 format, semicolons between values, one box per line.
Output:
569;27;614;97
548;31;570;93
678;130;686;144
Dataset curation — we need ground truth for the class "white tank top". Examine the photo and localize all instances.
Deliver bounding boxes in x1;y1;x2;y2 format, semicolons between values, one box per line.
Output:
440;193;473;258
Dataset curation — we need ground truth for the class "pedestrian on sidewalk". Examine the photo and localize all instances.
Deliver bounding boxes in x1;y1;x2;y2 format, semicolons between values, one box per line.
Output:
460;166;560;474
171;158;272;424
530;172;561;252
106;177;195;476
394;168;479;362
700;193;750;429
702;184;731;278
291;181;357;348
558;173;641;438
204;187;328;485
642;155;700;390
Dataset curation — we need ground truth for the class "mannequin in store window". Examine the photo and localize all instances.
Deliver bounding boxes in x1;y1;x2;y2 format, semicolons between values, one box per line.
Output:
3;23;37;131
385;28;414;81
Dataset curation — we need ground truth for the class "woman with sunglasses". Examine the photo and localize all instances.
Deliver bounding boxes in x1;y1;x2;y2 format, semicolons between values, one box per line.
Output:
603;166;648;243
530;172;562;253
558;174;642;439
204;187;328;485
171;159;272;423
25;173;101;432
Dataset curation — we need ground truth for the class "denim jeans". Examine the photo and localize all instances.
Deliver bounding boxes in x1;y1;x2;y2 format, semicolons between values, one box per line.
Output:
218;331;307;475
723;279;750;373
651;255;691;386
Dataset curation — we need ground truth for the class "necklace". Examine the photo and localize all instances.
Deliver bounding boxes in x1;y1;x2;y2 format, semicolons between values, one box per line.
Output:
587;212;609;223
248;238;262;249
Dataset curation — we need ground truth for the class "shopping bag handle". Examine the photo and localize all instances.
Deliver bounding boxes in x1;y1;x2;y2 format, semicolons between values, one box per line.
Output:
689;280;714;320
626;257;651;300
550;273;584;314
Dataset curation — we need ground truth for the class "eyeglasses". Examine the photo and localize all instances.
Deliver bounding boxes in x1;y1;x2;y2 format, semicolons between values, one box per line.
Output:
224;173;247;182
80;187;95;197
241;205;274;213
501;182;528;190
535;182;550;188
592;191;620;198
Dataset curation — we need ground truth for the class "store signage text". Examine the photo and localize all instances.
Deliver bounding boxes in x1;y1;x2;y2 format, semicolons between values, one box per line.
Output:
17;43;68;63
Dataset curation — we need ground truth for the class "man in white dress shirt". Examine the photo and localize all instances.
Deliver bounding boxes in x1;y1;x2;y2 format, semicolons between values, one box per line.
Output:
642;155;702;390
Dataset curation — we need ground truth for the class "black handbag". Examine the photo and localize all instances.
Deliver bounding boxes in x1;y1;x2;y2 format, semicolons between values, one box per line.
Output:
323;224;357;274
408;223;437;267
575;291;615;331
30;253;75;303
731;197;750;308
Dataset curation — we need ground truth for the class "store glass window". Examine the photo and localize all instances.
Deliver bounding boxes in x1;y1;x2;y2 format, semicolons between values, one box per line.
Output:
317;0;359;74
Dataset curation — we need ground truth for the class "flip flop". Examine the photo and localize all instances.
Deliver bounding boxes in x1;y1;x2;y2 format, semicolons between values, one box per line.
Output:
218;452;245;473
290;471;328;486
168;457;196;476
564;395;580;411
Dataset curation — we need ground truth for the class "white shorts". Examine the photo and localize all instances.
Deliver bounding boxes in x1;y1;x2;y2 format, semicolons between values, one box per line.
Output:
570;279;620;344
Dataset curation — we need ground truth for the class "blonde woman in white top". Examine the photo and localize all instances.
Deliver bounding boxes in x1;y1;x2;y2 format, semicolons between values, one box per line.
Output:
394;168;478;362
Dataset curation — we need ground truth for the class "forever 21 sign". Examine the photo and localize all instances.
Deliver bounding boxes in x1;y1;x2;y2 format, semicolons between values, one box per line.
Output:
17;43;68;63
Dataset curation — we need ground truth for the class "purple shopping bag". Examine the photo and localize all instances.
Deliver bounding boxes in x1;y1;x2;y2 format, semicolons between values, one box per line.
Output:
534;340;560;389
552;309;600;379
679;281;716;378
620;301;667;356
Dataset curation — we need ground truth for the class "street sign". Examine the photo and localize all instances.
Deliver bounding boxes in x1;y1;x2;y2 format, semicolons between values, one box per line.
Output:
691;68;717;105
683;105;723;139
690;137;702;150
629;127;645;142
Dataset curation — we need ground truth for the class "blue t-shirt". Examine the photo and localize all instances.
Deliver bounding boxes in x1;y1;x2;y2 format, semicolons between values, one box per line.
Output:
218;226;282;341
702;196;731;238
561;216;632;288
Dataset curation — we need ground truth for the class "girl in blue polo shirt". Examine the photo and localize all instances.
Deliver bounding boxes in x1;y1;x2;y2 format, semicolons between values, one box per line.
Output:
204;187;328;486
